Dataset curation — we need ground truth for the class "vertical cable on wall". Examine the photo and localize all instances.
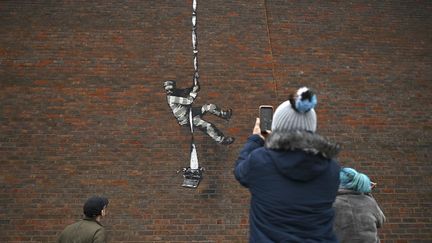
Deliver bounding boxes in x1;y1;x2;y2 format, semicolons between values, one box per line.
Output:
263;0;279;100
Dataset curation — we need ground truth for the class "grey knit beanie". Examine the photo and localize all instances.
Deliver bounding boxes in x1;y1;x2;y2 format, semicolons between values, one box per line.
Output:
271;87;318;132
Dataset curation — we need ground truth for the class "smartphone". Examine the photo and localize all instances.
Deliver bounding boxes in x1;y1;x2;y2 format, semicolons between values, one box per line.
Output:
259;105;274;133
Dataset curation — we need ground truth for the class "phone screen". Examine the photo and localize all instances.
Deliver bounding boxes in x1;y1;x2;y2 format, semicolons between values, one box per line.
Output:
259;106;273;132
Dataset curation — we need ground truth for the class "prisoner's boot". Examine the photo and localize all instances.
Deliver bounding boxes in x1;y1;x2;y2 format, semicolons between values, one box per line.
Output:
221;108;232;121
220;136;235;145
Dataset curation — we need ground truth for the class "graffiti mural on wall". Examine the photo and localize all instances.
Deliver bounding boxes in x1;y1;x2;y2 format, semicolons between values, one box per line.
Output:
163;80;234;145
163;0;234;188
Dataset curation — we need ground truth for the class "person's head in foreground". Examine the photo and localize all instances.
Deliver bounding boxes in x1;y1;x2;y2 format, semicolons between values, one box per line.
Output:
266;87;339;159
83;196;109;221
339;167;374;193
271;86;318;133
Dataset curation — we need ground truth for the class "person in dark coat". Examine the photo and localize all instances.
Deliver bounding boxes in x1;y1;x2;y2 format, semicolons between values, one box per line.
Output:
235;87;341;242
58;196;109;243
333;168;386;243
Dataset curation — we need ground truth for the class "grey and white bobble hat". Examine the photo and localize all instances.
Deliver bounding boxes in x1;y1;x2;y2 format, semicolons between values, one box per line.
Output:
271;87;318;133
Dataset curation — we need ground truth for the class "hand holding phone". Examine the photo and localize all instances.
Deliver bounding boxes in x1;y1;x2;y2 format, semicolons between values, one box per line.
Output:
259;105;273;134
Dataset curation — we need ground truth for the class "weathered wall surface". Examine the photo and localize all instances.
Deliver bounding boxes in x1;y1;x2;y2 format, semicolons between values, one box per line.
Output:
1;1;430;242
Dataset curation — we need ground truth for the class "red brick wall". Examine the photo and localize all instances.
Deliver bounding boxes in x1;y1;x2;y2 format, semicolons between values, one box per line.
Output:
0;1;430;242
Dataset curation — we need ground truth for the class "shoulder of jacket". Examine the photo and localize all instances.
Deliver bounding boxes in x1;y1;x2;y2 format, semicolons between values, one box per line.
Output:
82;219;104;229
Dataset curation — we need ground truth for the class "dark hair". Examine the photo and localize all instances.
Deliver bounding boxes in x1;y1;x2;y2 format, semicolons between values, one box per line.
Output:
83;196;109;218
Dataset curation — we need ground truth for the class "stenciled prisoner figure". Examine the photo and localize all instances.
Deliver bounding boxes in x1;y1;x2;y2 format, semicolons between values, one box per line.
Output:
163;80;234;145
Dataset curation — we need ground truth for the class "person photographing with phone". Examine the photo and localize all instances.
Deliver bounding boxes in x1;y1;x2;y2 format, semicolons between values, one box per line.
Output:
234;87;341;242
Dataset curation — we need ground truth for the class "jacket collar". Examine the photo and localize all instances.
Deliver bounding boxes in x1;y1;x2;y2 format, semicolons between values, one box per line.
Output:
83;217;103;226
337;188;372;197
265;130;341;159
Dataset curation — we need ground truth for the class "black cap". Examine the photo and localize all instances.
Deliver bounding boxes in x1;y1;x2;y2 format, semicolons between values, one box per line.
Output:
83;196;109;218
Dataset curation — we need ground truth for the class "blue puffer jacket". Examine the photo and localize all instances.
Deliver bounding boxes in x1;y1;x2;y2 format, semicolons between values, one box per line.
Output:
235;131;341;243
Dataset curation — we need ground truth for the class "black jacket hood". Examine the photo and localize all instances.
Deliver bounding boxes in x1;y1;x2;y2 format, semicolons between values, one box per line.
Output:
265;131;341;181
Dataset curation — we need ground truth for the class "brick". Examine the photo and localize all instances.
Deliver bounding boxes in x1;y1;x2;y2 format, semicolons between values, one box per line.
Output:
1;1;431;242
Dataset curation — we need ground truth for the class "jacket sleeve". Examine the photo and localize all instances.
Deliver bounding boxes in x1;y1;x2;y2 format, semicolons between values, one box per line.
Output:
375;201;386;228
234;134;265;187
93;228;107;243
370;195;386;228
57;231;65;243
